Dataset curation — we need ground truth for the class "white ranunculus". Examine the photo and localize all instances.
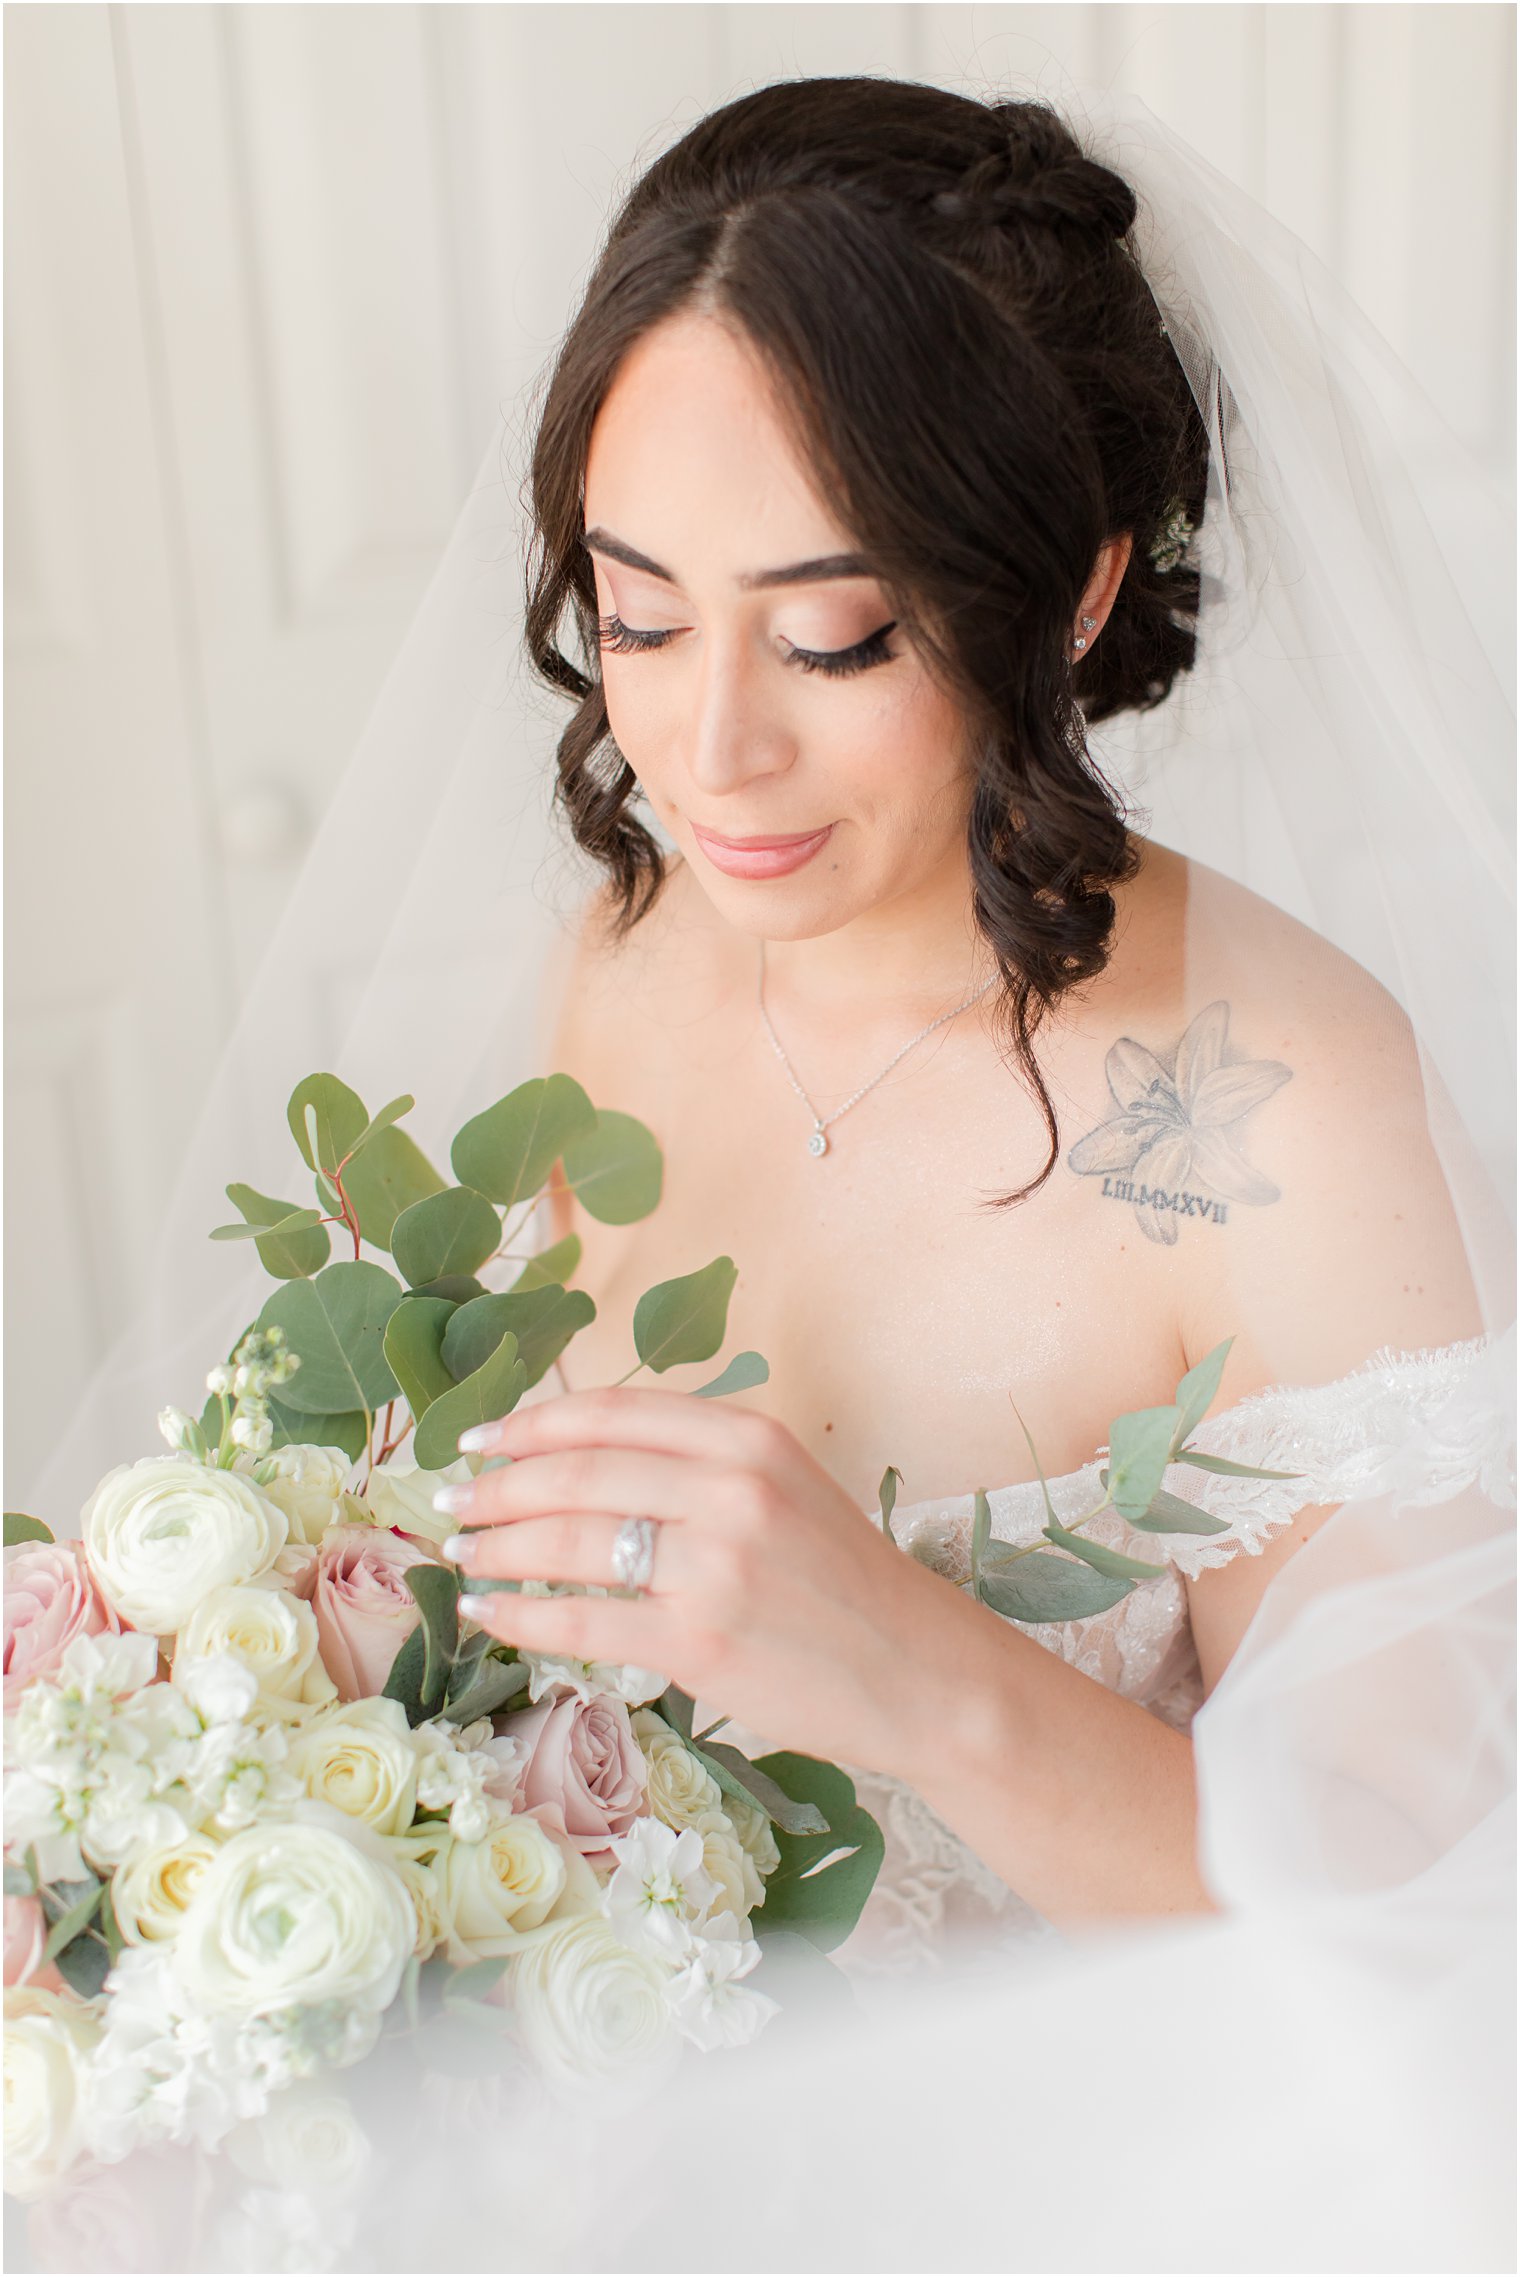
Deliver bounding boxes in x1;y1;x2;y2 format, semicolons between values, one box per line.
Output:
511;1916;677;2083
361;1451;472;1547
4;1986;101;2199
438;1807;598;1964
174;1585;336;1714
235;1442;353;1545
284;1698;419;1836
111;1831;221;1944
174;1820;414;2022
630;1708;725;1830
225;2085;372;2194
82;1455;288;1636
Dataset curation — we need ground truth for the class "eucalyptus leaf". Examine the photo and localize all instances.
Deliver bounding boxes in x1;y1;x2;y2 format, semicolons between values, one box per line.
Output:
692;1351;770;1400
633;1257;737;1374
442;1285;595;1389
413;1333;527;1471
381;1625;429;1726
287;1073;368;1173
347;1094;415;1159
1119;1483;1234;1536
1172;1337;1234;1450
344;1126;447;1252
258;1261;405;1416
4;1861;35;1897
656;1685;696;1743
878;1466;903;1535
1042;1515;1167;1580
970;1489;992;1591
976;1550;1134;1623
1105;1404;1184;1521
450;1076;597;1211
693;1740;831;1837
382;1297;457;1421
443;1655;532;1725
750;1754;884;1951
220;1183;330;1279
561;1109;663;1225
405;1565;460;1712
414;1275;488;1306
391;1186;502;1291
43;1878;103;1962
509;1233;581;1294
265;1393;367;1463
54;1932;112;2000
1173;1448;1303;1481
441;1957;509;2008
4;1513;53;1548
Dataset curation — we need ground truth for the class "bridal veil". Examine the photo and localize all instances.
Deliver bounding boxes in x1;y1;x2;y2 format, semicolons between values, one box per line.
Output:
20;84;1514;2271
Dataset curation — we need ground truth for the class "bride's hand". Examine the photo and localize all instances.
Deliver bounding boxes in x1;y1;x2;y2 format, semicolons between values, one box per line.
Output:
433;1387;962;1773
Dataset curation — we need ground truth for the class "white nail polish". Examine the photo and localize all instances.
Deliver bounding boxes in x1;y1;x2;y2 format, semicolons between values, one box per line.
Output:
457;1424;496;1453
431;1484;468;1514
442;1534;473;1565
457;1595;493;1622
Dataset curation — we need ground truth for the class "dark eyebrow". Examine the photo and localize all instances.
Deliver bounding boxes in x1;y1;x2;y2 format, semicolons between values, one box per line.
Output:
581;526;875;591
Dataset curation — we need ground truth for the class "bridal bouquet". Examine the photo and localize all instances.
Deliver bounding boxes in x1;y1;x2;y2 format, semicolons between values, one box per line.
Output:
2;1073;882;2204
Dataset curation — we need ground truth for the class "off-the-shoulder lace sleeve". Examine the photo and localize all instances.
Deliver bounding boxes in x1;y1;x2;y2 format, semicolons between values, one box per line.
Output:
1128;1329;1516;1578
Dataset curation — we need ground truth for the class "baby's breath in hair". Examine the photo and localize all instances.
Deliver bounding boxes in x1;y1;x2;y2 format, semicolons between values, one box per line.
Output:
1149;499;1195;573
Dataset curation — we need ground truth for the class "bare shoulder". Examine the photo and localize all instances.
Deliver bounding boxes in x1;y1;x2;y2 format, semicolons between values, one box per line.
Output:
1064;838;1482;1378
547;854;743;1099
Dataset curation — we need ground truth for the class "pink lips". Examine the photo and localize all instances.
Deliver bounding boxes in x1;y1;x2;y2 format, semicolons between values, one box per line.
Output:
689;823;834;880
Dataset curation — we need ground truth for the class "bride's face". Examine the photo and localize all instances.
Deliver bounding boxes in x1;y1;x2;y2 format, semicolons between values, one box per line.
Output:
582;313;977;939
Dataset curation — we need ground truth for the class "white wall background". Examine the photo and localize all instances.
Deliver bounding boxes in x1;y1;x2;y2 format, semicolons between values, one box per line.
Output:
6;1;1514;1505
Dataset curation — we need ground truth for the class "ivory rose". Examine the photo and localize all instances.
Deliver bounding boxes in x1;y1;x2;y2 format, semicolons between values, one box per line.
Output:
362;1452;473;1548
4;1541;121;1704
311;1526;432;1700
110;1832;220;1945
174;1584;336;1714
285;1698;419;1835
438;1806;598;1964
502;1689;648;1867
81;1455;287;1637
3;1986;100;2199
233;1442;352;1545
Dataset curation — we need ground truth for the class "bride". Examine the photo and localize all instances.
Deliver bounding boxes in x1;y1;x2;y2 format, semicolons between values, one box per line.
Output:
422;79;1499;1963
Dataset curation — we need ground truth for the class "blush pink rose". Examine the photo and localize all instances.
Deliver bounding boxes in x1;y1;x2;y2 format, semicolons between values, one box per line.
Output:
4;1894;62;1992
311;1525;434;1700
4;1541;121;1705
502;1689;648;1868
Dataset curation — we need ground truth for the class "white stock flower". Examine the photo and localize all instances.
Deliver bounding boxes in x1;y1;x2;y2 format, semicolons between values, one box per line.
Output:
438;1806;597;1964
175;1586;336;1715
111;1831;221;1944
174;1649;259;1728
361;1451;472;1547
235;1443;354;1547
284;1698;419;1836
511;1916;676;2083
518;1583;667;1708
3;1986;101;2199
174;1820;414;2023
664;1934;778;2054
411;1715;500;1840
82;1455;288;1636
602;1818;724;1962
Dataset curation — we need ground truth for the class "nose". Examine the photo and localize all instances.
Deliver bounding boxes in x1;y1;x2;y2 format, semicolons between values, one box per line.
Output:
682;627;797;800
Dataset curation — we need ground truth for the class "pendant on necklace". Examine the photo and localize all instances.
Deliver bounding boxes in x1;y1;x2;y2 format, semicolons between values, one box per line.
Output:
807;1127;829;1158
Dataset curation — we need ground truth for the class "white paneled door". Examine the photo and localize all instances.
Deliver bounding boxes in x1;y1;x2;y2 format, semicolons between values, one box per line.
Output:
6;3;1513;1506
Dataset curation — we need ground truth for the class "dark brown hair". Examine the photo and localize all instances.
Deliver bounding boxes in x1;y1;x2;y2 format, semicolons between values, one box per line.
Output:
524;78;1209;1203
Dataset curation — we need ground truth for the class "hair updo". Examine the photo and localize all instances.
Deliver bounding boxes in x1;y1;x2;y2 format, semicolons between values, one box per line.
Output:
525;77;1210;1205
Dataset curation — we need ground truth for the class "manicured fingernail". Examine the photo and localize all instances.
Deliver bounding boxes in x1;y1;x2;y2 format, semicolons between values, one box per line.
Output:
442;1534;476;1568
431;1484;471;1515
457;1595;494;1622
457;1424;498;1453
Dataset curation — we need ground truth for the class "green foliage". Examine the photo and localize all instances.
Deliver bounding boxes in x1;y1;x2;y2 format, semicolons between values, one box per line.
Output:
215;1184;330;1278
382;1297;457;1423
509;1233;581;1293
1119;1484;1233;1536
406;1565;460;1706
441;1652;531;1724
450;1076;596;1211
1171;1337;1233;1448
442;1284;596;1389
343;1127;447;1251
971;1488;992;1580
391;1187;502;1290
414;1274;488;1306
412;1333;527;1470
561;1109;663;1225
691;1350;770;1400
633;1257;737;1374
750;1754;884;1951
4;1513;53;1548
976;1549;1133;1624
287;1073;367;1173
258;1262;404;1417
1173;1447;1302;1480
1104;1405;1183;1521
878;1466;903;1536
1041;1513;1166;1580
382;1575;526;1729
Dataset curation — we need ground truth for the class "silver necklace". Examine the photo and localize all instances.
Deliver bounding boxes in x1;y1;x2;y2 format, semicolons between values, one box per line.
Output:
757;946;1000;1157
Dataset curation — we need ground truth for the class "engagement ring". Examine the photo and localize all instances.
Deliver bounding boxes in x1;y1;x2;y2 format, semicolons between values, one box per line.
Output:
611;1514;658;1594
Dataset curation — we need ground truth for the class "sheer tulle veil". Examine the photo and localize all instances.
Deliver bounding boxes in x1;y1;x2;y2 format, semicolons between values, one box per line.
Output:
21;83;1515;2269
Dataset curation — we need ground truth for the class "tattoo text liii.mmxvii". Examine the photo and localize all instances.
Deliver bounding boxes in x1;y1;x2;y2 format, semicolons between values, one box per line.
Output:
1066;1000;1291;1246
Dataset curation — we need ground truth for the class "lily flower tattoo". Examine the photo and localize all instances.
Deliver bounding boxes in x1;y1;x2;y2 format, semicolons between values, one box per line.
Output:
1067;1001;1292;1245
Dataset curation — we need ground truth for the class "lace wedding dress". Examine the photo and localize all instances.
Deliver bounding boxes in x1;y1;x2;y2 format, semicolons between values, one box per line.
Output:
826;1330;1516;1980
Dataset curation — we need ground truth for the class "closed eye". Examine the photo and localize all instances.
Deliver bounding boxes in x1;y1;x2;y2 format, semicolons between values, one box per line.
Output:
596;614;899;680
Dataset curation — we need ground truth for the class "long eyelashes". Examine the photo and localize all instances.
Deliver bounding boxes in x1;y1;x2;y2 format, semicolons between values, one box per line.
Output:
596;613;899;680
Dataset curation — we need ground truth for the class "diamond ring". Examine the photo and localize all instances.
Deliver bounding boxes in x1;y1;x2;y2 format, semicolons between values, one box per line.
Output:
610;1514;658;1594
